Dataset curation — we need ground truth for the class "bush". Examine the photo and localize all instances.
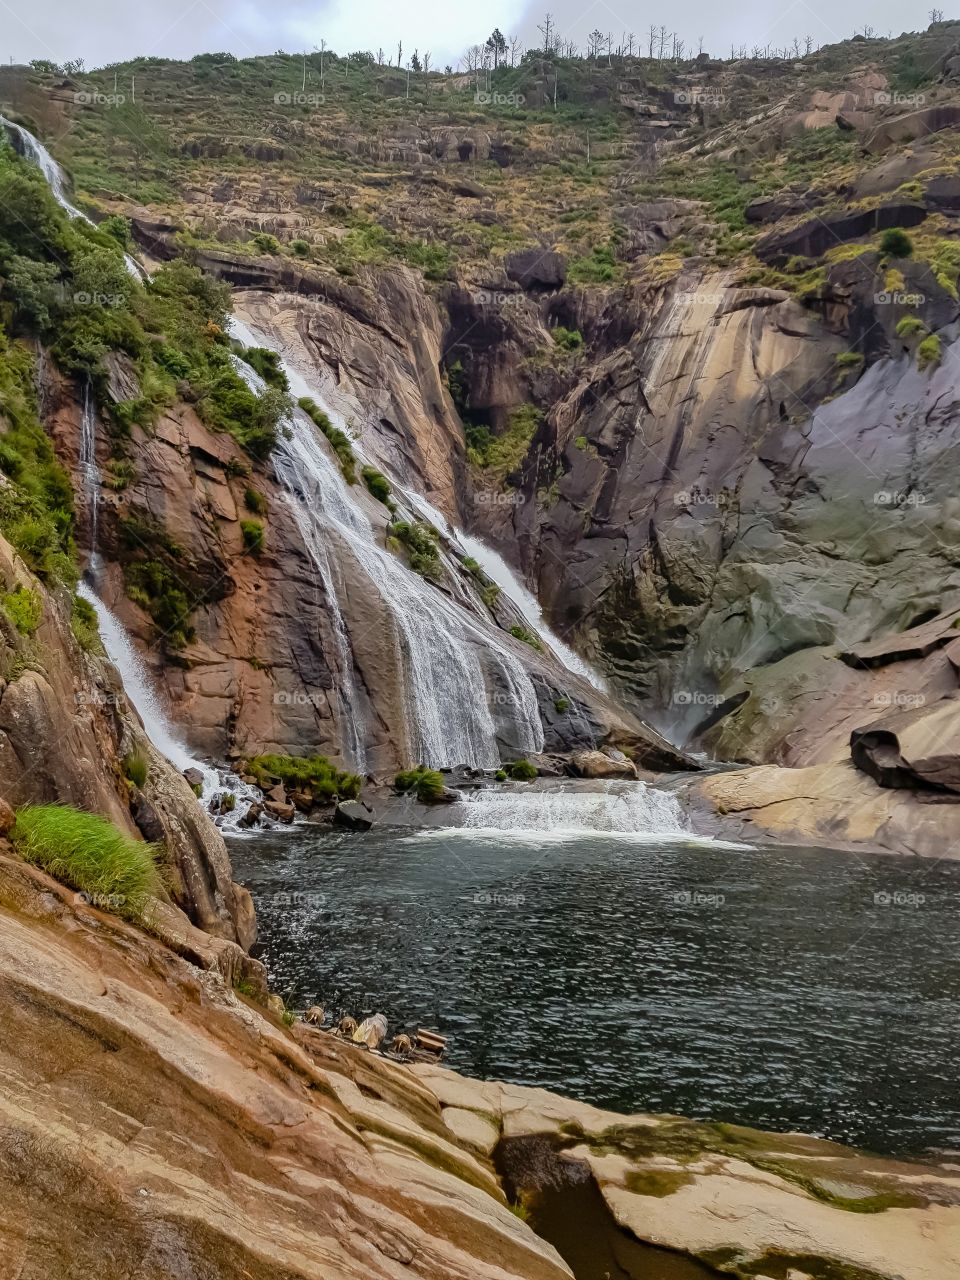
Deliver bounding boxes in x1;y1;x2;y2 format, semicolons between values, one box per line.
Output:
244;753;362;802
917;333;942;371
290;239;311;257
240;518;265;555
244;487;267;515
70;593;101;653
1;585;42;635
386;520;442;580
896;315;926;339
361;465;391;505
394;767;446;802
11;804;159;918
880;228;913;259
507;758;538;780
243;346;289;391
552;326;583;351
251;232;282;254
834;351;864;368
466;404;542;474
510;623;543;651
298;396;356;484
123;752;149;788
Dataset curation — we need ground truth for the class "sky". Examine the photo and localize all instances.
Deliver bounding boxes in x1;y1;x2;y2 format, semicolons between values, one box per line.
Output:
1;0;937;73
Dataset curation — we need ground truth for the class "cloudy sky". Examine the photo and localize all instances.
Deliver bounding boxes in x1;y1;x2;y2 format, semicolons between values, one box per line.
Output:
3;0;935;72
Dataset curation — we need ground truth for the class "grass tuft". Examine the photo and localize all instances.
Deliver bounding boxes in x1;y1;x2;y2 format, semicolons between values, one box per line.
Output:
11;804;159;917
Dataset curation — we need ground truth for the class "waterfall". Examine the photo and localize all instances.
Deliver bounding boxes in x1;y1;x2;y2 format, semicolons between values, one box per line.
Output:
451;780;689;838
229;317;545;769
78;379;101;575
0;115;144;281
77;585;263;831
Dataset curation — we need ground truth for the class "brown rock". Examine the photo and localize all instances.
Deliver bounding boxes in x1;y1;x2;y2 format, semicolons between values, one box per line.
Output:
571;750;637;779
264;799;296;822
0;798;13;837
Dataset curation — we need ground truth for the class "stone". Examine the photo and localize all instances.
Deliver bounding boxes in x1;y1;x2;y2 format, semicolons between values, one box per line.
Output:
0;798;13;837
756;202;927;264
333;799;375;830
264;993;286;1017
265;783;287;804
263;800;296;823
183;767;205;790
238;802;262;829
571;750;637;779
304;1005;324;1025
504;248;566;290
353;1013;388;1049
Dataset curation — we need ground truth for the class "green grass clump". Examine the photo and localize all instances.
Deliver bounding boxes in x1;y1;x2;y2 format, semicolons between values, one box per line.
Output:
242;346;289;391
895;315;926;339
386;520;442;580
879;227;913;259
11;804;159;917
394;766;447;802
361;465;392;505
243;487;268;515
1;585;42;635
918;333;942;371
70;593;102;653
298;396;357;484
509;623;543;651
123;752;149;788
466;404;542;475
244;753;362;802
834;351;864;369
240;518;265;555
507;758;538;780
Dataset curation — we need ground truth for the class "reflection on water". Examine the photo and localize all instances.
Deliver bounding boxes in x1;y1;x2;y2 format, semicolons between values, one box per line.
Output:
230;826;960;1158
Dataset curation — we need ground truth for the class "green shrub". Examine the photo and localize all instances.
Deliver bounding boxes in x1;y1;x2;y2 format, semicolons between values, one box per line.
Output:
298;396;357;484
510;623;543;651
896;315;926;339
11;804;159;918
70;593;101;653
466;404;542;474
244;753;361;802
507;758;538;780
290;239;311;257
495;769;507;781
123;752;149;789
361;466;391;505
879;228;913;259
244;487;268;515
386;520;442;580
554;698;570;713
394;766;446;802
1;585;42;635
552;326;583;351
834;351;864;368
243;346;289;391
240;518;265;555
568;243;617;284
917;333;942;371
251;232;282;254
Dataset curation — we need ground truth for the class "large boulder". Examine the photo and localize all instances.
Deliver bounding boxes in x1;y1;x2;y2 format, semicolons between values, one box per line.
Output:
571;749;637;779
756;202;927;264
505;248;566;291
333;799;375;830
851;699;960;792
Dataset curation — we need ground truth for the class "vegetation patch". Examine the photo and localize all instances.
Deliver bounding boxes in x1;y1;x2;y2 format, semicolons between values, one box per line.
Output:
361;465;392;506
623;1168;694;1197
240;518;265;555
298;396;357;484
506;758;538;780
917;333;942;371
123;752;149;789
394;766;447;802
466;404;542;476
510;623;543;651
386;519;442;580
70;593;102;653
1;585;42;635
11;803;159;918
243;753;362;802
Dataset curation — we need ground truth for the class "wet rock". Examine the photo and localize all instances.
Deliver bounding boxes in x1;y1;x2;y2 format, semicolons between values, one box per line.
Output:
571;750;637;779
263;800;295;823
238;802;263;829
333;799;375;830
129;789;166;844
183;767;205;791
290;789;314;812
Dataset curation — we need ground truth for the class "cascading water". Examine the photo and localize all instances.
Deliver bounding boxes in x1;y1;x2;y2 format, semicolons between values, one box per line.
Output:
0;114;144;280
453;780;690;838
230;316;545;769
78;379;101;577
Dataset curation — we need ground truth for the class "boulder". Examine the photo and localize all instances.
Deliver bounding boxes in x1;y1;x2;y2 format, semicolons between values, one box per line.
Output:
571;750;637;779
851;699;960;792
265;783;287;804
756;203;927;264
865;104;960;153
333;799;375;830
504;248;566;291
238;802;263;829
183;767;205;791
264;800;296;823
0;798;13;837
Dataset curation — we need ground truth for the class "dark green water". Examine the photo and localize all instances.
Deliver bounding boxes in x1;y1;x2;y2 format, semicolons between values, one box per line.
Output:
229;824;960;1158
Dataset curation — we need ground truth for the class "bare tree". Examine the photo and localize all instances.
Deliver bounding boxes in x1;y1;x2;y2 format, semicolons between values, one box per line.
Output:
396;40;402;68
930;7;944;20
587;28;604;57
537;12;555;53
508;35;522;66
627;32;636;56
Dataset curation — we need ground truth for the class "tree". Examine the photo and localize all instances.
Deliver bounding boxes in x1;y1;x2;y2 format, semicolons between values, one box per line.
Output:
537;12;555;53
486;28;507;67
587;29;604;57
411;49;422;72
508;35;522;66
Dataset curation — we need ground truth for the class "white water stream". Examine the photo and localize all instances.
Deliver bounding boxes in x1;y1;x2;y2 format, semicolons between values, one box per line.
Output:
454;780;689;838
0;114;144;280
230;316;546;770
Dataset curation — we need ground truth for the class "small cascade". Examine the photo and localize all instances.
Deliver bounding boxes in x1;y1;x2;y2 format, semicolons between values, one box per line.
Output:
78;379;101;577
229;317;545;769
0;114;144;280
454;780;690;838
77;585;263;831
